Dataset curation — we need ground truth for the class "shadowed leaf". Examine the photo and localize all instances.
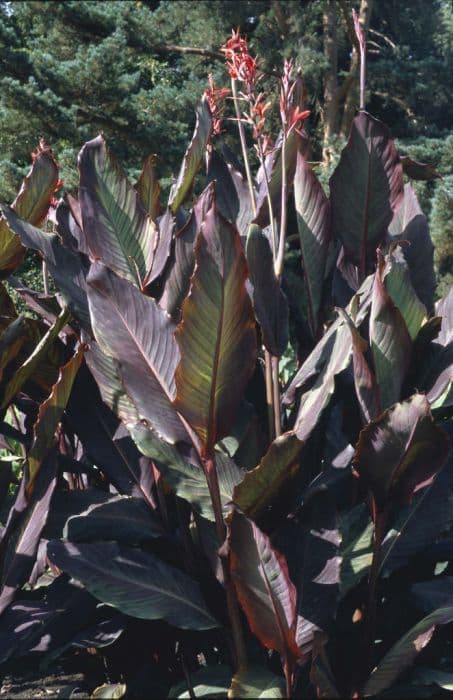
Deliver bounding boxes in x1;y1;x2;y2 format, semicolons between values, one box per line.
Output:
1;308;70;412
64;496;162;544
294;151;331;338
246;224;289;357
353;393;449;511
27;345;83;492
48;540;219;630
233;432;302;519
0;206;91;330
363;607;453;697
387;183;435;313
370;252;412;410
159;184;213;321
229;667;285;698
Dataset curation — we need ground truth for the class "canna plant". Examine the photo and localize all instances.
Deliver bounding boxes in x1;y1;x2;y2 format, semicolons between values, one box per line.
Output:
0;18;452;699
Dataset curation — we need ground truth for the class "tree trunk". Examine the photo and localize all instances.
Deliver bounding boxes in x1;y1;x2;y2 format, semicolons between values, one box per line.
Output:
340;0;373;139
322;0;339;164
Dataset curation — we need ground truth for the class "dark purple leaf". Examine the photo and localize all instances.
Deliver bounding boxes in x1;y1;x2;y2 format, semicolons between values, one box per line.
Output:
246;224;289;357
400;155;441;181
206;148;254;238
173;198;257;454
64;495;163;544
0;206;91;330
87;262;189;444
0;455;57;614
353;393;449;512
159;184;213;321
369;252;412;410
78;135;157;286
330;112;403;271
66;364;155;504
363;607;453;697
48;540;219;630
227;508;301;666
387;183;435;312
168;96;212;212
294;151;331;338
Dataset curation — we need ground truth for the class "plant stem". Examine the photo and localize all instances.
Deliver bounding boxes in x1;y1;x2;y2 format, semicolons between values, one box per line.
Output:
264;349;275;441
42;260;49;295
231;78;256;216
256;137;278;260
271;354;281;438
275;133;288;279
365;508;387;674
231;80;277;441
204;456;248;671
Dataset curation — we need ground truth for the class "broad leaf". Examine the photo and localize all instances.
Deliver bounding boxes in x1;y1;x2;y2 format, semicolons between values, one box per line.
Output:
254;129;305;229
87;263;189;444
353;394;449;511
387;183;435;312
206;148;253;238
84;338;140;427
173;199;257;455
246;224;289;357
285;319;354;442
233;432;302;519
229;668;285;698
0;206;91;330
169;666;231;698
384;244;427;340
294;151;331;338
0;140;59;277
380;451;453;573
293;493;341;654
0;308;70;412
363;606;453;697
0;455;57;614
0;576;97;664
400;155;441;181
339;504;373;596
135;153;161;220
412;578;453;614
64;496;162;544
418;289;453;406
369;252;412;410
47;540;219;630
78;135;156;286
130;422;243;521
66;365;155;503
142;208;174;286
228;508;301;665
159;184;213;321
330;112;403;271
0;316;27;381
26;349;82;498
168;96;212;212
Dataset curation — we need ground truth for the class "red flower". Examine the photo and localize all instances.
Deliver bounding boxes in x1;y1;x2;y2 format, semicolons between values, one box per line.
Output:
204;74;230;135
221;28;259;89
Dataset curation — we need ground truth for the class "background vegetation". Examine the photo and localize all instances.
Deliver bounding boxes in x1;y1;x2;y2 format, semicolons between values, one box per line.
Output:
0;0;451;291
